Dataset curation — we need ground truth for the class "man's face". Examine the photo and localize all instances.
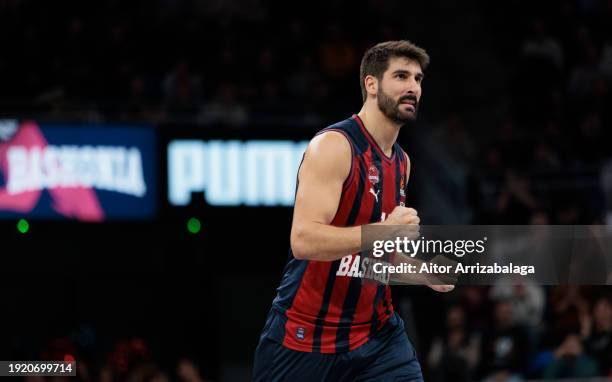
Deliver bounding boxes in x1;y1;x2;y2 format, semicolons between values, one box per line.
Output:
376;57;423;124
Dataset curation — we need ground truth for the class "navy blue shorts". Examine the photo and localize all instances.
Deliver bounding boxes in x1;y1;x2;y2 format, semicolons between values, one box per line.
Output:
252;312;423;382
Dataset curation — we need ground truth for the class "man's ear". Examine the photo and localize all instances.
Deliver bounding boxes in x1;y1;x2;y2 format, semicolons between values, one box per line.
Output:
364;75;378;98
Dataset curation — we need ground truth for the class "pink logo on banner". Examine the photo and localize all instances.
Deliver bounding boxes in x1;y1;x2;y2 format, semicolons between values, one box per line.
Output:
0;121;104;221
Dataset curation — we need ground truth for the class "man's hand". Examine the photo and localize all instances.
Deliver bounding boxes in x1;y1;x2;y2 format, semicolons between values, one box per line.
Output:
423;255;457;292
382;206;420;226
389;254;457;293
428;284;455;292
379;206;421;241
380;207;455;292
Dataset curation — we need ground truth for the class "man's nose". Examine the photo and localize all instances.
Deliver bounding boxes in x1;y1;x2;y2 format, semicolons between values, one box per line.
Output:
403;87;418;98
403;80;419;95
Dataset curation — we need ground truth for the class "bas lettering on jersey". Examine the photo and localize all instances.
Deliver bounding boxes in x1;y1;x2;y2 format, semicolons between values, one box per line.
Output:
334;210;390;283
335;254;390;284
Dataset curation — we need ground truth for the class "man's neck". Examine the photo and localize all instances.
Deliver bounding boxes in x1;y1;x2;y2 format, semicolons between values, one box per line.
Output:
357;102;401;157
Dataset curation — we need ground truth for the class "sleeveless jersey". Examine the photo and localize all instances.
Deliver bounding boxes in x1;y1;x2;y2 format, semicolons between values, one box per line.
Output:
266;114;409;354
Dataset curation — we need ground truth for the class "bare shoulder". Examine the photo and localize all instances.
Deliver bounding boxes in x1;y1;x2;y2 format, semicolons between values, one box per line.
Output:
307;130;352;159
302;130;352;179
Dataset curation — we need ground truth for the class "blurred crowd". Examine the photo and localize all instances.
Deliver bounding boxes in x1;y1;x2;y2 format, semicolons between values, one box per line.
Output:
0;0;397;126
423;285;611;381
1;0;611;220
0;0;611;381
406;0;612;226
21;336;213;382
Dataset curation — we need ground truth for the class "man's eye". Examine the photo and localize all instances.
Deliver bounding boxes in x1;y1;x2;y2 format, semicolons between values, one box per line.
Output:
396;74;406;79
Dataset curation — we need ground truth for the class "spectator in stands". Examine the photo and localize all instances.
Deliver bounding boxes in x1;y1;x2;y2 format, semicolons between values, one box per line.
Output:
479;300;530;380
521;19;564;70
162;60;201;118
496;170;539;224
582;296;612;375
427;305;479;382
543;333;599;378
197;81;248;127
490;282;545;328
177;358;209;382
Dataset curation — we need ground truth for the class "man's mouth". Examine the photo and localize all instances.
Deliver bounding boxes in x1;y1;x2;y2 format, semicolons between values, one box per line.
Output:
399;99;416;112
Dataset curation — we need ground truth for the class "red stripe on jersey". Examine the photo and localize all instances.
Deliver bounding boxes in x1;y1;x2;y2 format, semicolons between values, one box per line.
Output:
351;148;377;226
375;153;407;328
347;285;378;351
377;154;407;330
319;151;377;352
347;152;399;350
330;154;360;226
318;270;349;353
383;286;394;326
283;261;330;351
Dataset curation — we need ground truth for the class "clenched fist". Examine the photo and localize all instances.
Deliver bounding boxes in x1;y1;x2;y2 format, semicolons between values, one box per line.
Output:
378;206;420;241
383;206;420;226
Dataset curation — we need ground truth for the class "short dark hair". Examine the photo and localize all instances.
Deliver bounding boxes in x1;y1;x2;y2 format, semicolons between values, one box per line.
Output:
359;40;430;102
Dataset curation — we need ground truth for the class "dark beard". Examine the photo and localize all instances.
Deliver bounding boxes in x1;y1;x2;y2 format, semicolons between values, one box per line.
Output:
377;89;418;124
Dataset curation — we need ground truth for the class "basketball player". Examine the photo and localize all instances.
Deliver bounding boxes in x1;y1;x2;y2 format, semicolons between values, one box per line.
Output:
253;40;453;382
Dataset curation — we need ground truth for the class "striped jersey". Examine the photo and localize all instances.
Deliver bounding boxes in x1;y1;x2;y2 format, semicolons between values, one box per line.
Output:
265;114;409;354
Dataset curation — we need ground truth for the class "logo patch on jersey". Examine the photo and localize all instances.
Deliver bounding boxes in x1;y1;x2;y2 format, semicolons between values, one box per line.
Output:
369;187;380;203
368;165;379;185
296;327;306;340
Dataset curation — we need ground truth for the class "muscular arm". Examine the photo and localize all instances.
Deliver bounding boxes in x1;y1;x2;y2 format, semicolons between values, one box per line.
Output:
290;131;361;261
291;134;420;261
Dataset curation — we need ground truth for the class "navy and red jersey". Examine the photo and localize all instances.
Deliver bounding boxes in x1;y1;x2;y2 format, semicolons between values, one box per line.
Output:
265;114;409;354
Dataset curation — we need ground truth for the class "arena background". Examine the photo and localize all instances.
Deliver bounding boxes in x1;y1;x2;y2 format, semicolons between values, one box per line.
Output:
1;0;611;381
